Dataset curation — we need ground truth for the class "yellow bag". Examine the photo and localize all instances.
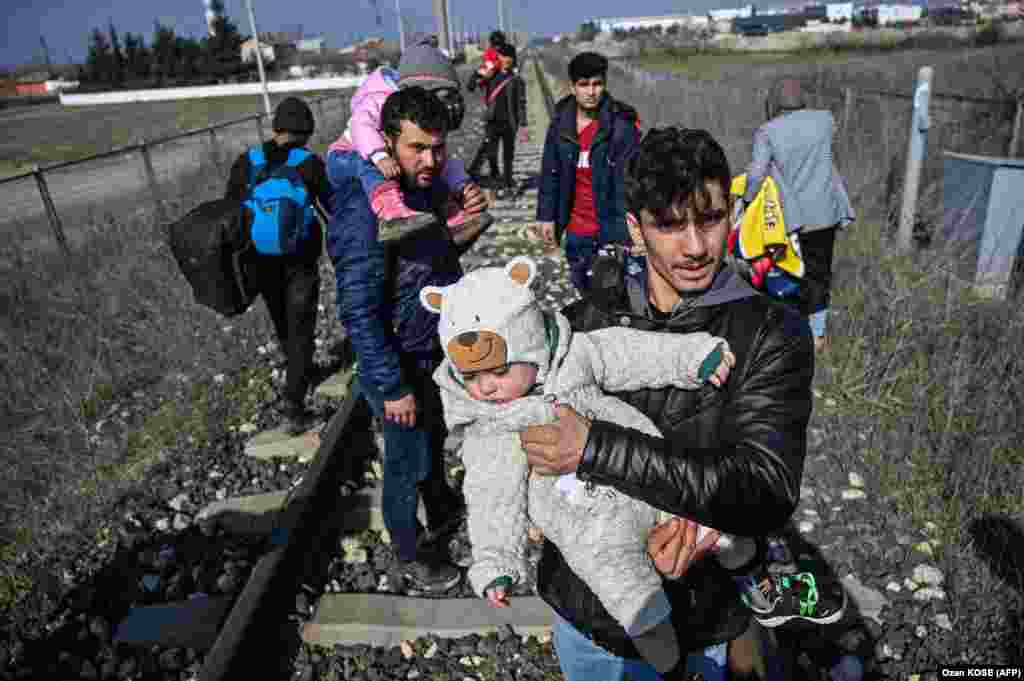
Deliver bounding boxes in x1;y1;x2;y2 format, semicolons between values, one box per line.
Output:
728;175;805;299
729;174;804;279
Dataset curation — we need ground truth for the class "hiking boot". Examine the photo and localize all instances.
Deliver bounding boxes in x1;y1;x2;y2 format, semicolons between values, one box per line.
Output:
370;181;437;243
746;572;847;627
398;556;462;594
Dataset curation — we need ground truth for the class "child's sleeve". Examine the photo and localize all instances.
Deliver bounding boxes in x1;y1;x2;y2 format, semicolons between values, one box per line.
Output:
349;90;391;162
461;431;531;598
575;328;730;392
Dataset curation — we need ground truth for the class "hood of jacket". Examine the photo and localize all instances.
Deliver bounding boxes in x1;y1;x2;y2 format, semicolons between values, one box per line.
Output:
434;312;574;432
553;93;638;147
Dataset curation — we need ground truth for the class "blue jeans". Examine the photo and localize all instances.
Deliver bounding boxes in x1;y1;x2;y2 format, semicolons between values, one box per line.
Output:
564;231;599;295
326;149;387;202
552;613;728;681
357;361;455;563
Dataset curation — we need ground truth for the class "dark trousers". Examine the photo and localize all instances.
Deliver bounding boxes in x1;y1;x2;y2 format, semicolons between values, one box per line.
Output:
564;231;600;295
469;124;516;189
796;227;837;317
359;358;462;563
244;253;320;408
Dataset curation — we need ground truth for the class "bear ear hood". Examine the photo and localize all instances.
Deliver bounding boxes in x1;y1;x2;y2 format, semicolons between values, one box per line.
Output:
420;284;448;314
425;257;552;384
505;255;537;288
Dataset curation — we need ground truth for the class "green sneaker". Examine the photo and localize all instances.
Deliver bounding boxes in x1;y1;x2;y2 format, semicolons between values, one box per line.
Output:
748;572;846;627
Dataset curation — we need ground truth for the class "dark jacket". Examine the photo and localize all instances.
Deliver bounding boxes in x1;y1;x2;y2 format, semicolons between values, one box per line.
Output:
536;94;640;245
225;140;331;262
327;167;471;401
473;69;526;131
536;253;813;657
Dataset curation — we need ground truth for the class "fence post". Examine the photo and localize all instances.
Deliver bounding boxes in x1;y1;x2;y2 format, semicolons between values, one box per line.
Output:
843;87;854;134
255;115;265;143
33;165;70;258
897;66;933;251
875;94;889;162
1011;98;1024;158
138;139;167;224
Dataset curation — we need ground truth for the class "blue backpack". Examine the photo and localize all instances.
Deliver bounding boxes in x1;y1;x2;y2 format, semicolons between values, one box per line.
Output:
243;146;317;255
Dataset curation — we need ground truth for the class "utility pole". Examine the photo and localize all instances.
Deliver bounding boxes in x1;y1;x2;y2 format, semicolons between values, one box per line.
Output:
395;0;406;52
244;0;273;118
498;0;506;33
433;0;451;56
446;0;456;55
39;36;53;70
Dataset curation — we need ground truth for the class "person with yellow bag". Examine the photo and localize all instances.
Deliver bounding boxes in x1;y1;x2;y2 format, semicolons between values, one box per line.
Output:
739;79;856;353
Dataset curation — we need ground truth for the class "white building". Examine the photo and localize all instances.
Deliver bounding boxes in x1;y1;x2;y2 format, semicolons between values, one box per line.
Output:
708;6;754;21
594;14;701;32
296;37;325;51
241;38;276;64
826;2;855;21
876;4;924;24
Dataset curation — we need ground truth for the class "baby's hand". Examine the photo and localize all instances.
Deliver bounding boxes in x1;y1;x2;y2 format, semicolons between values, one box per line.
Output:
699;342;736;389
374;155;400;179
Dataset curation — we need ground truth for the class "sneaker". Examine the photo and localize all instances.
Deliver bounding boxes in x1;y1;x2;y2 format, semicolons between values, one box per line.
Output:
747;572;847;627
370;181;437;243
398;556;462;594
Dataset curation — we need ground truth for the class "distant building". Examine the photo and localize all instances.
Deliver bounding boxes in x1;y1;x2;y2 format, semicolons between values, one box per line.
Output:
296;37;326;52
594;14;695;32
827;2;855;21
734;12;807;34
241;38;276;64
708;6;755;21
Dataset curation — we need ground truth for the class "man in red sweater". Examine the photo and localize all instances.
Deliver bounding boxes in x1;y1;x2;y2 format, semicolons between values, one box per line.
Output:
535;52;641;294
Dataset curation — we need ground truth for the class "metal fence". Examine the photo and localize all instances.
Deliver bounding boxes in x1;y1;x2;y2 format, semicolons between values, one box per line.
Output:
540;50;1023;238
0;91;352;259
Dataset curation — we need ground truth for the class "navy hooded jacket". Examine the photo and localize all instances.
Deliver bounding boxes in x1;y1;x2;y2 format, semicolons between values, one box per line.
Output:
535;93;641;245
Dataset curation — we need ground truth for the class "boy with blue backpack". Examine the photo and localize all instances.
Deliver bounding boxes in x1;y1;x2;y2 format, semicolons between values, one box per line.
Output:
225;96;332;435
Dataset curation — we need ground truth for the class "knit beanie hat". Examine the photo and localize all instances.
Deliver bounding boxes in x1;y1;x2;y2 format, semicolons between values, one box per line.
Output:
420;256;552;383
272;96;315;135
398;45;459;91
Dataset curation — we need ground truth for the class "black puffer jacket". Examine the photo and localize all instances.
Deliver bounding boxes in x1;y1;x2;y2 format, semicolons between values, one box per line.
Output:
535;254;813;657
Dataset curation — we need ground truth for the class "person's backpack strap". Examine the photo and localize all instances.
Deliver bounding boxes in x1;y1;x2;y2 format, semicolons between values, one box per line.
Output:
285;148;313;168
247;146;268;187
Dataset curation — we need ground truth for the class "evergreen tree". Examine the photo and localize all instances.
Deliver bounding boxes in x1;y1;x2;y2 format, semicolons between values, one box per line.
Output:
108;21;125;85
203;14;244;80
151;21;177;83
577;21;600;42
85;28;112;83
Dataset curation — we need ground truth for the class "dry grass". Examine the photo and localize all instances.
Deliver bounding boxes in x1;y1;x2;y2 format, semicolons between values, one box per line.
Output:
0;90;346;169
0;98;350;613
542;43;1024;659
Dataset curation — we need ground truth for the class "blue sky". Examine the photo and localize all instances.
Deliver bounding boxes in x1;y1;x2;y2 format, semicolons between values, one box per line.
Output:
3;0;766;69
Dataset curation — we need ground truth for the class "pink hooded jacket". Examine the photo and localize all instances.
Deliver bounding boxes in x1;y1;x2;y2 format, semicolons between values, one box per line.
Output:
329;67;469;190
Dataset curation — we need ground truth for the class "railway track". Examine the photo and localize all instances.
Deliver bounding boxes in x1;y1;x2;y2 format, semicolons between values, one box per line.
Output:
190;56;562;681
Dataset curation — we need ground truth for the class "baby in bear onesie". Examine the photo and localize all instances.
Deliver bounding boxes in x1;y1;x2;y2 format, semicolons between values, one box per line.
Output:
421;256;759;679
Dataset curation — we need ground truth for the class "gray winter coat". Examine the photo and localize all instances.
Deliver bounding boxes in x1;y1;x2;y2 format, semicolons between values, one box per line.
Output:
744;109;856;234
434;312;729;637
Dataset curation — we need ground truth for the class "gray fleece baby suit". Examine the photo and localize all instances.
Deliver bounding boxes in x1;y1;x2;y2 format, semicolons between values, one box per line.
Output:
420;256;752;637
